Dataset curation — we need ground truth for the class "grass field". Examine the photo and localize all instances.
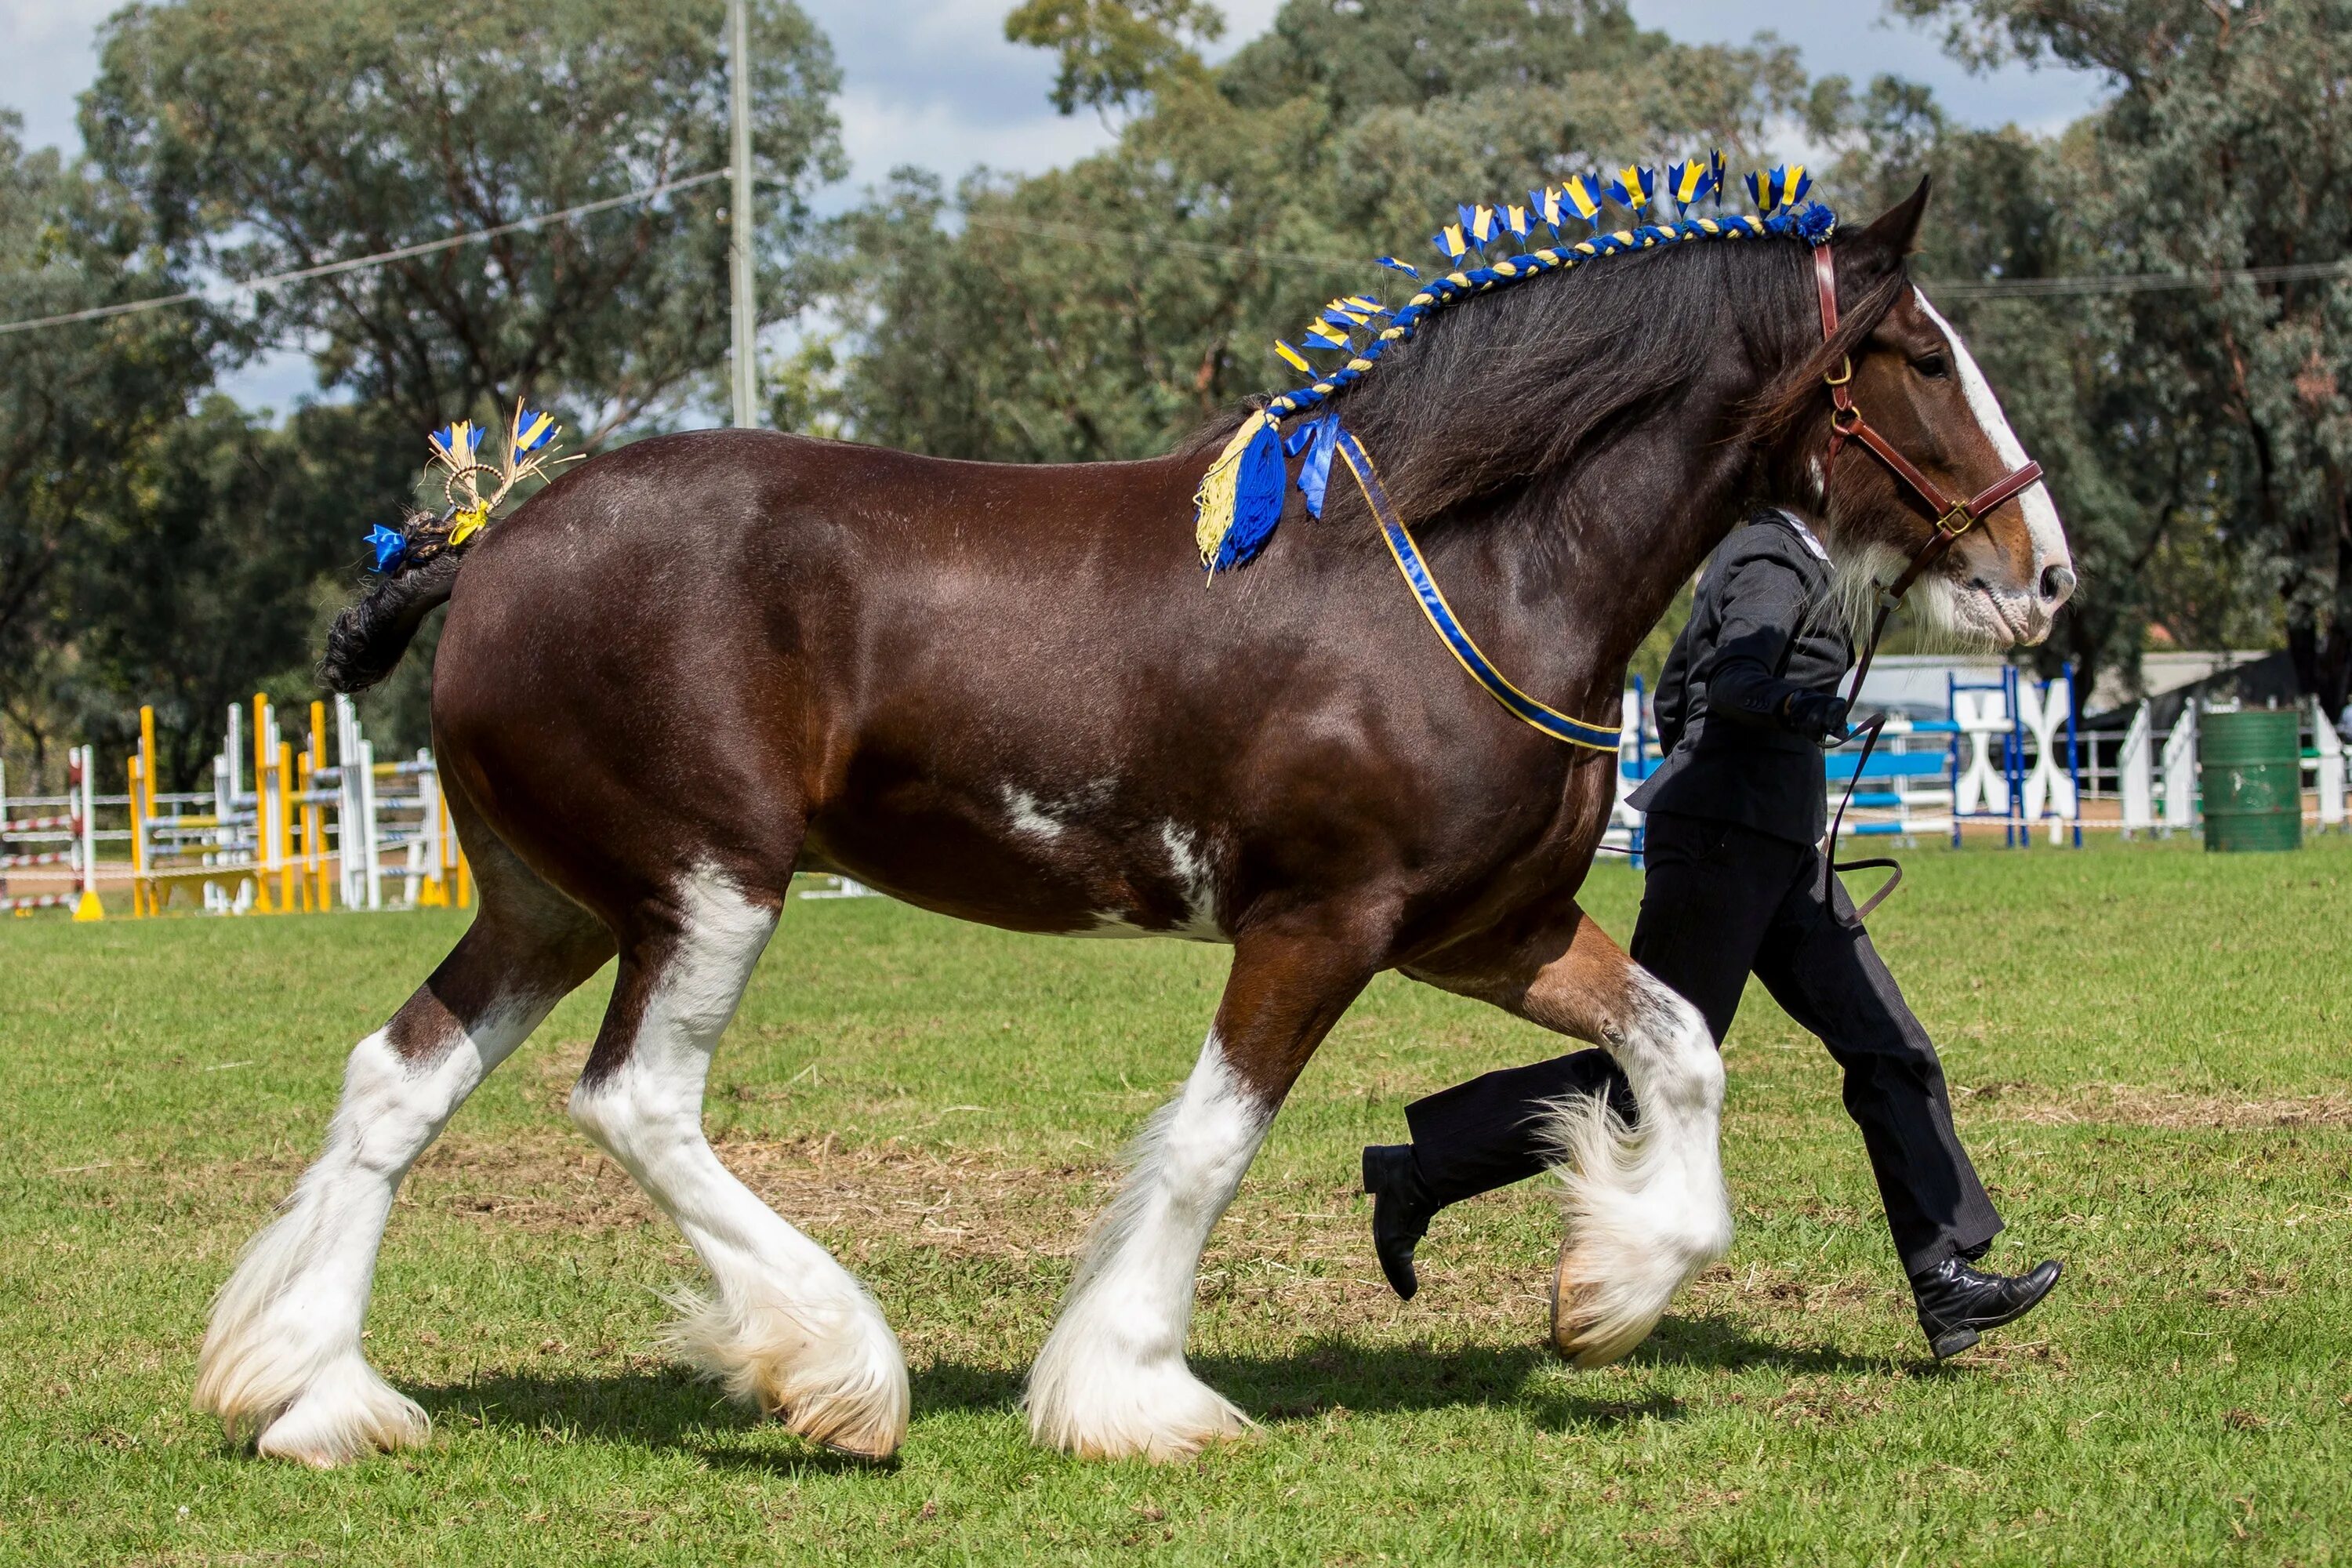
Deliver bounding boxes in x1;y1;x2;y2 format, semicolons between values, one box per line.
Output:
4;837;2349;1565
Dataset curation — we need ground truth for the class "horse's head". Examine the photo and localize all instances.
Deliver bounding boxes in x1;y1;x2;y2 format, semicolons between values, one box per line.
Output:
1797;182;2076;650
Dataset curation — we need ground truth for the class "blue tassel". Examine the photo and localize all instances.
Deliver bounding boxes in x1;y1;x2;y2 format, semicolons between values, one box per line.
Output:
1213;416;1287;571
1296;414;1339;518
366;524;408;573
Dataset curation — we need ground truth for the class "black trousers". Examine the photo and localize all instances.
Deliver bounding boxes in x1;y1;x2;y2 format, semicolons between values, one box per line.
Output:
1406;811;2002;1276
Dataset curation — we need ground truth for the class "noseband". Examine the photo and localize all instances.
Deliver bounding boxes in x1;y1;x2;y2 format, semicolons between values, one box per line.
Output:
1811;245;2045;918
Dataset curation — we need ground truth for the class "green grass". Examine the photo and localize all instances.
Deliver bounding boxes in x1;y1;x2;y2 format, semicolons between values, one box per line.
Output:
4;837;2350;1565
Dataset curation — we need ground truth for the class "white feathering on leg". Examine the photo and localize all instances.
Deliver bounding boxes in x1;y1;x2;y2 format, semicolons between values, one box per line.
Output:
194;1008;541;1466
1543;978;1733;1367
1028;1031;1267;1461
568;868;909;1460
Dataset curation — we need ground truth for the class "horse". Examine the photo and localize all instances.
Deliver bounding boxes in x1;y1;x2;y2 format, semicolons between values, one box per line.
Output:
192;177;2073;1468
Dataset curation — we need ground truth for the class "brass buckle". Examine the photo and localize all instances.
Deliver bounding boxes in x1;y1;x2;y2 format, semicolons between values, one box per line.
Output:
1830;403;1863;434
1936;504;1976;539
1823;355;1853;388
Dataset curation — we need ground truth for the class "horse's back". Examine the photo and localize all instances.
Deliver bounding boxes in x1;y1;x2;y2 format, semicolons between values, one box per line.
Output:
427;429;1225;922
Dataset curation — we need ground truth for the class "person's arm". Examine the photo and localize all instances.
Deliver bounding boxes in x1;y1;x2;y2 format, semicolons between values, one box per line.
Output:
1650;628;1691;755
1705;544;1847;740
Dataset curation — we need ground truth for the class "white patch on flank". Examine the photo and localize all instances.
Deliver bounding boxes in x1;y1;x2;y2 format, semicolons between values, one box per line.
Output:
568;868;909;1459
1913;289;2072;585
1001;786;1066;843
1157;822;1224;940
1029;1032;1269;1460
195;1000;552;1466
1541;968;1733;1368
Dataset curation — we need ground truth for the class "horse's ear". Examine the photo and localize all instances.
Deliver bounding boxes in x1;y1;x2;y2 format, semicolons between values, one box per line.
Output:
1851;176;1932;262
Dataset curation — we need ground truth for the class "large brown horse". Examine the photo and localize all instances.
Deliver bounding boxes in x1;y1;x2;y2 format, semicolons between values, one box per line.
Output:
194;182;2071;1467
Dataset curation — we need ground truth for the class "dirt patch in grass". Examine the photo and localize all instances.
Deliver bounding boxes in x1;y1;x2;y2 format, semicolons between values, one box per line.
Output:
1965;1083;2352;1131
408;1123;1101;1265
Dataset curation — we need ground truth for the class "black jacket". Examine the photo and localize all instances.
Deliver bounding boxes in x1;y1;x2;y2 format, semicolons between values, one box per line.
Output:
1628;508;1853;844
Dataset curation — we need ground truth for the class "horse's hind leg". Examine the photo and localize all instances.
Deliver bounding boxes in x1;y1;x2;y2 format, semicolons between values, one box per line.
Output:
1410;899;1732;1367
195;842;612;1466
564;866;909;1461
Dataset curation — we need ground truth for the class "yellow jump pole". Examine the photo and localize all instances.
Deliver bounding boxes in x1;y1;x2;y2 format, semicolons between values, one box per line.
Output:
250;692;273;913
136;705;157;916
139;705;156;820
309;700;330;912
296;751;316;911
278;738;296;913
455;847;472;909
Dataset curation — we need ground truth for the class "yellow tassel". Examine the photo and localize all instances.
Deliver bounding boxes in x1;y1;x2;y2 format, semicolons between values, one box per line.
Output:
448;504;490;547
1192;410;1267;566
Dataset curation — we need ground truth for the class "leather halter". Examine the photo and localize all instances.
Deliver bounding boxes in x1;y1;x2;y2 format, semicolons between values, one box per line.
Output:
1810;244;2046;919
1813;244;2045;641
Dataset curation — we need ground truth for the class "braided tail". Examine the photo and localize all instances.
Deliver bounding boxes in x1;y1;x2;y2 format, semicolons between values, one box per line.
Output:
319;546;465;695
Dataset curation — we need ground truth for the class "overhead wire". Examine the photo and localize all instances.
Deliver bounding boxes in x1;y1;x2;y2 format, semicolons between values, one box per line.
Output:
0;169;2344;338
0;167;731;338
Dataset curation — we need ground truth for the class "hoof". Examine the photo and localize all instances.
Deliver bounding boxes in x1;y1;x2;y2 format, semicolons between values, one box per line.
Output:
662;1288;910;1461
221;1356;430;1468
1549;1236;1670;1369
1029;1356;1254;1462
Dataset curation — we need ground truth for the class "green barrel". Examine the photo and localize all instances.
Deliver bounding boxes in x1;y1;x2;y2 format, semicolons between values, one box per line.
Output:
2200;708;2303;852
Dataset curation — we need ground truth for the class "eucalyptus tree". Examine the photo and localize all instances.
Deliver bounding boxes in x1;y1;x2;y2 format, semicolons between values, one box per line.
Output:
818;0;1808;463
1898;0;2352;708
81;0;846;445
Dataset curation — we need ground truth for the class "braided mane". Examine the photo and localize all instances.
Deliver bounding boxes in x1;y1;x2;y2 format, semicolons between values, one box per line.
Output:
1192;160;1842;570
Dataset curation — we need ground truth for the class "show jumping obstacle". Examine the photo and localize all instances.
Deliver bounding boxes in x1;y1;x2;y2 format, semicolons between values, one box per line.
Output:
198;167;2082;1469
122;695;468;916
0;747;103;918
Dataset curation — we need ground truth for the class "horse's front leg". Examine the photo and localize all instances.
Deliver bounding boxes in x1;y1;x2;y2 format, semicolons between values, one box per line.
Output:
1410;896;1732;1366
1027;906;1388;1461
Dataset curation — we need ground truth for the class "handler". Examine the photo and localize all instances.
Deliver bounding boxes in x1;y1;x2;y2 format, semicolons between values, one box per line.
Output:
1364;505;2061;1359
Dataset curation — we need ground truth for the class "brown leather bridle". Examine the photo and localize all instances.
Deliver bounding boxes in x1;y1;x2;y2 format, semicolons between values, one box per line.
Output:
1809;243;2046;918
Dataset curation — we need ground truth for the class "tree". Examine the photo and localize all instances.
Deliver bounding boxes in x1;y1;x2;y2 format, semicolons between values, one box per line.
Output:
81;0;845;446
61;401;419;789
1004;0;1225;117
818;0;1807;463
1895;0;2352;710
0;114;214;782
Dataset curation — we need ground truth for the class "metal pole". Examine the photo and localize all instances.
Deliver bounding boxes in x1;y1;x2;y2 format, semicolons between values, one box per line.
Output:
727;0;758;428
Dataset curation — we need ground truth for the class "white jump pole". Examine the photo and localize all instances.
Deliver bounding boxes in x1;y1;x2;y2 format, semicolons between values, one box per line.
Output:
2161;702;2198;835
2118;702;2154;837
2313;696;2345;830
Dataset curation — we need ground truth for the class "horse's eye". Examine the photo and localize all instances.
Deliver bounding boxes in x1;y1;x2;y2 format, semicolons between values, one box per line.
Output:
1915;354;1951;379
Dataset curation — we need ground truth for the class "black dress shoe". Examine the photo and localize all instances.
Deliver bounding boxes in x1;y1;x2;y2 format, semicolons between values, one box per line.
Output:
1363;1145;1439;1301
1911;1256;2063;1359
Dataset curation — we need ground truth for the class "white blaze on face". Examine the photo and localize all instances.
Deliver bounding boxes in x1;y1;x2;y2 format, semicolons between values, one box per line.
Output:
1912;288;2071;582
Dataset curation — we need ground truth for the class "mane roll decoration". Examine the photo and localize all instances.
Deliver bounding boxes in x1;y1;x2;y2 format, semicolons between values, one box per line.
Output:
1192;155;1835;572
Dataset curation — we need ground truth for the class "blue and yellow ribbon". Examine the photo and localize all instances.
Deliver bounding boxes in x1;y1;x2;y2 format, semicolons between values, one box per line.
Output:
1332;426;1619;751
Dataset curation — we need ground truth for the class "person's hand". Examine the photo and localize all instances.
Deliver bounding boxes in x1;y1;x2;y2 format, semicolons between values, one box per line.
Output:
1783;691;1852;743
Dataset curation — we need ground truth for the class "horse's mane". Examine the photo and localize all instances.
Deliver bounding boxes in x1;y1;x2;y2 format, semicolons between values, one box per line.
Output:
1189;203;1909;538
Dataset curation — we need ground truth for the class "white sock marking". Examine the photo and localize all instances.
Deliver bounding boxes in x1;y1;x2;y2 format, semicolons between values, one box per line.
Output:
568;867;909;1458
196;1000;549;1465
1029;1031;1266;1459
1544;970;1733;1367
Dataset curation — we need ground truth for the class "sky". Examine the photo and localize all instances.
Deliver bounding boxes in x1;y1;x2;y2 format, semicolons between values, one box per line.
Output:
1;0;2107;412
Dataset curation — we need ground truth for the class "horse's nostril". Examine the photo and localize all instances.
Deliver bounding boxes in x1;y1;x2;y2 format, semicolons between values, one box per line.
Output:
2039;563;2078;606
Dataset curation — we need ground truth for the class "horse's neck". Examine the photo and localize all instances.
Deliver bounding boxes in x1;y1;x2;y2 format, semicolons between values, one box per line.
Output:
1410;455;1747;713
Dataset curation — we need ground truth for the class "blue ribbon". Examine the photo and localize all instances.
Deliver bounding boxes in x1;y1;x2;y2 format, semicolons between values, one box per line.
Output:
1329;426;1620;752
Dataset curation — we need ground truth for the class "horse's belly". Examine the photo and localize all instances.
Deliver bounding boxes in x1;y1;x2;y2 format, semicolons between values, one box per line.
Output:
800;780;1230;943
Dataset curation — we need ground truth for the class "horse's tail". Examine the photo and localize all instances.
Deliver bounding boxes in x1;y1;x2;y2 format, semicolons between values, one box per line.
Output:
320;546;466;695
